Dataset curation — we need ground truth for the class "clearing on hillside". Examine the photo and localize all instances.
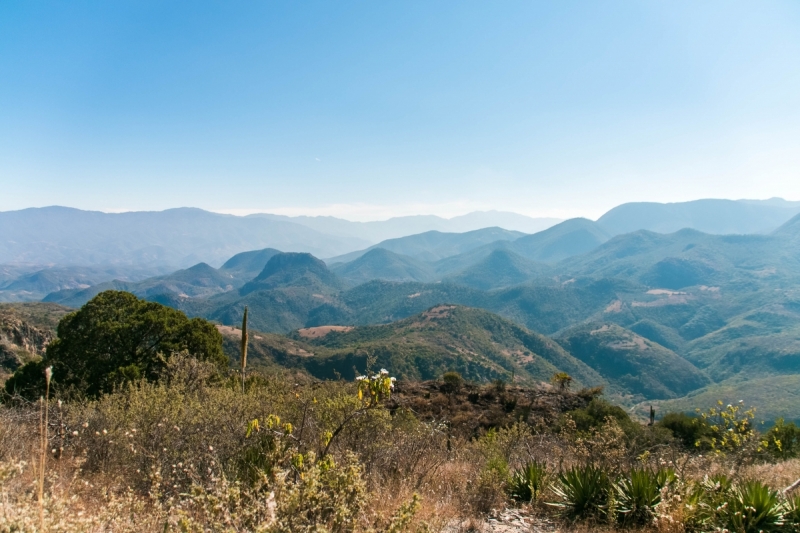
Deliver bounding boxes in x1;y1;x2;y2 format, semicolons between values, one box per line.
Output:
297;325;354;338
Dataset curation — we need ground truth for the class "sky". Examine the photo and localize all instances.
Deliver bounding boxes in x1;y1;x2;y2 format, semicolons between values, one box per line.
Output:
1;1;800;221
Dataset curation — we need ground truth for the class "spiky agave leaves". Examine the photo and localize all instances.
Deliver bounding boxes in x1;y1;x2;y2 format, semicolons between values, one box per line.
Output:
549;464;611;520
785;492;800;532
614;468;674;526
507;460;548;503
720;480;785;533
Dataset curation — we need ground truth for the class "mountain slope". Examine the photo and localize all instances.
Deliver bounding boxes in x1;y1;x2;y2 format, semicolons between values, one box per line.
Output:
327;227;525;264
288;305;605;386
555;322;709;400
444;249;551;290
509;218;611;263
0;303;70;382
219;248;282;282
0;265;168;303
562;229;800;289
0;206;369;268
257;211;560;243
597;199;800;236
240;253;344;295
331;248;435;286
773;212;800;239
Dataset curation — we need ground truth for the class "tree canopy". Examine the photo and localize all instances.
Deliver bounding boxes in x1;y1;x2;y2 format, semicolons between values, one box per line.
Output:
4;291;226;399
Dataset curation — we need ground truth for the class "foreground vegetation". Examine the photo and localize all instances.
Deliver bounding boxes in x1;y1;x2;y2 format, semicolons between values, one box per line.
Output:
5;357;800;532
4;291;800;532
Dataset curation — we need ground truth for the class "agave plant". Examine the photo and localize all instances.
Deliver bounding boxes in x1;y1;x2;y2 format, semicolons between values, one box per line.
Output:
683;473;733;530
507;460;548;502
718;480;785;533
785;492;800;532
549;464;610;520
615;468;674;525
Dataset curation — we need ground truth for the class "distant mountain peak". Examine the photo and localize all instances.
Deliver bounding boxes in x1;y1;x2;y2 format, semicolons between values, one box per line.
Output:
254;252;329;281
239;252;343;295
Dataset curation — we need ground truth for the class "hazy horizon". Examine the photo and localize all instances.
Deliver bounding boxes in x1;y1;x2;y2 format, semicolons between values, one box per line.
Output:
3;196;799;224
2;1;800;220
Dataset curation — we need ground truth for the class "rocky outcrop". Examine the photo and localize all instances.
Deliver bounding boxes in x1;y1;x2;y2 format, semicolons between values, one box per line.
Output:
0;312;55;375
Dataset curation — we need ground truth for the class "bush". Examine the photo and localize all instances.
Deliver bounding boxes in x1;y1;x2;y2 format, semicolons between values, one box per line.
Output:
271;452;367;533
565;398;639;437
441;371;463;393
762;418;800;460
657;411;710;449
5;291;227;399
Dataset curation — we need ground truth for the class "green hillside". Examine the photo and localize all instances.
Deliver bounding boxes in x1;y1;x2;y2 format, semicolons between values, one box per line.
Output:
443;249;550;290
554;322;709;400
647;375;800;426
223;305;606;387
331;248;435;285
509;218;611;263
240;252;344;295
218;247;282;281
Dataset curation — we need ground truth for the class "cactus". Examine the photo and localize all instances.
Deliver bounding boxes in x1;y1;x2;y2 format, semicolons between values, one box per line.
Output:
241;306;248;393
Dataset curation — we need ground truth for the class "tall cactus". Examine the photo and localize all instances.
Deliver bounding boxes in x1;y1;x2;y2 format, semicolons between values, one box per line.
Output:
241;306;248;393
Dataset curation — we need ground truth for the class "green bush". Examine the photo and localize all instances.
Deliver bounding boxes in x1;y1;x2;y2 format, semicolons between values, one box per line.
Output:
507;460;548;502
5;291;226;399
441;371;464;393
657;411;710;449
762;418;800;460
550;464;610;520
563;398;640;438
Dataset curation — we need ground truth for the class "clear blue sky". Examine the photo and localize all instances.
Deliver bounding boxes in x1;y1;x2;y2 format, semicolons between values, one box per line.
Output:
1;1;799;220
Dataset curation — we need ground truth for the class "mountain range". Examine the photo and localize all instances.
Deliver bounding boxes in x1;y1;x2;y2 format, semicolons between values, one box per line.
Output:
34;210;800;417
3;198;799;303
4;198;800;421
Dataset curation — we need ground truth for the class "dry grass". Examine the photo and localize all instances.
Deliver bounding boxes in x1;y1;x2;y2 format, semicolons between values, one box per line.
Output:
2;365;800;532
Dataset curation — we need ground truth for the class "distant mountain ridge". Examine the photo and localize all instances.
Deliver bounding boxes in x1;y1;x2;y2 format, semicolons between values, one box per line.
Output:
597;198;800;236
4;197;800;304
256;210;562;242
0;206;370;268
326;227;525;264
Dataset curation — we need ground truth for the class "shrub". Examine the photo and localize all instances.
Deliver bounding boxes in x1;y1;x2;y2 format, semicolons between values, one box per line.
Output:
550;464;611;520
762;418;800;460
441;371;463;393
551;372;572;391
5;291;226;399
684;474;733;531
657;411;710;449
271;452;368;533
507;460;548;503
696;401;757;454
564;398;640;438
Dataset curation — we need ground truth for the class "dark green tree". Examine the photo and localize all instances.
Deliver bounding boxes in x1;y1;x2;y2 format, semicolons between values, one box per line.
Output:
4;291;226;399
